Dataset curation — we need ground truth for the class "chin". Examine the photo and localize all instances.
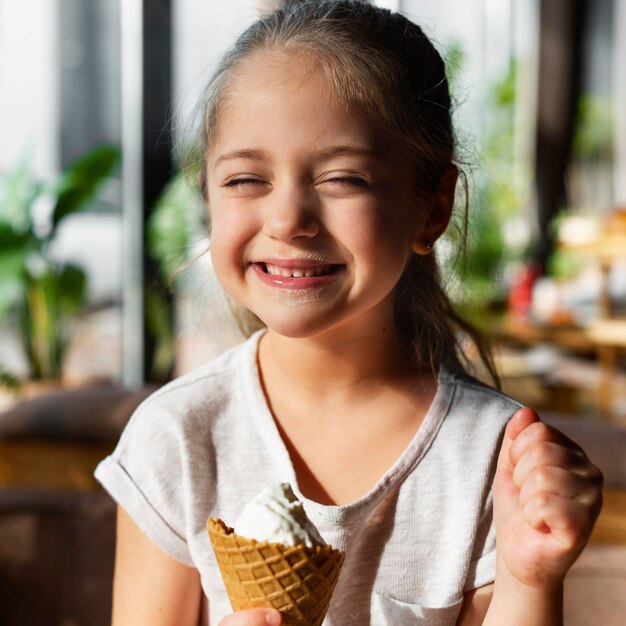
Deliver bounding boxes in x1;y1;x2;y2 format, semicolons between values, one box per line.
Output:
255;310;335;340
261;320;322;339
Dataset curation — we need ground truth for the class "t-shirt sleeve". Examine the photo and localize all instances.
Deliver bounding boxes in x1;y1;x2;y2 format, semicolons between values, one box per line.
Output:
94;394;195;566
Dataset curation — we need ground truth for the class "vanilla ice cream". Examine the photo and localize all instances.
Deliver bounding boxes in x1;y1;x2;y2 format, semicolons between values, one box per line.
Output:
234;483;325;548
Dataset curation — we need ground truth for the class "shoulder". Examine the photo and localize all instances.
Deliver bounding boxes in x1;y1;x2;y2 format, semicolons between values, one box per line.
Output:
147;335;253;406
122;334;258;438
441;368;523;422
432;369;522;458
105;333;263;473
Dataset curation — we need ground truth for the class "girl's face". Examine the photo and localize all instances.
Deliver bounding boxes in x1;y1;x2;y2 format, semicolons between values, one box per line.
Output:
206;51;428;342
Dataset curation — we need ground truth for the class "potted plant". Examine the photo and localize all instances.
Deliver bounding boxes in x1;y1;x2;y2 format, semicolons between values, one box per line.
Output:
0;145;120;385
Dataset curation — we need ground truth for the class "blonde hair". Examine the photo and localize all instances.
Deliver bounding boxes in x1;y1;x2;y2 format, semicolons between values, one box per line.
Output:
191;0;496;381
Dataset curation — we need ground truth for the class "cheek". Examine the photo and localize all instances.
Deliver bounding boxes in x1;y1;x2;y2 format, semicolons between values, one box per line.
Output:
208;200;258;280
341;205;413;269
208;237;229;289
208;209;239;275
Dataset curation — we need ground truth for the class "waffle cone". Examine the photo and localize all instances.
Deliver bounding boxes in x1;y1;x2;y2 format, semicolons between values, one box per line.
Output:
207;517;344;626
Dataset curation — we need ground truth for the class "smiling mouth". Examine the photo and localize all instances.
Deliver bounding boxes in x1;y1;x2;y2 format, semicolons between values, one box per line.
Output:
260;262;343;278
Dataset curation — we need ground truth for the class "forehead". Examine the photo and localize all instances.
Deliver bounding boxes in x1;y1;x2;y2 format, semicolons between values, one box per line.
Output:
210;51;372;151
218;48;337;123
226;47;317;94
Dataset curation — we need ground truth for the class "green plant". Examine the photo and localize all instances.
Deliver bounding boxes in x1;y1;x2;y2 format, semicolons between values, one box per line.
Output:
445;54;527;325
146;171;206;378
0;146;119;380
147;172;206;285
573;94;613;160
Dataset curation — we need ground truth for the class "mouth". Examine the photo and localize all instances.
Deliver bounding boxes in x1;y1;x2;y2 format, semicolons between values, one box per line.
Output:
250;260;345;292
259;262;343;278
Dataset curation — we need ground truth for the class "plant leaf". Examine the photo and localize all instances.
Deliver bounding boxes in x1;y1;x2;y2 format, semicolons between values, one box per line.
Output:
0;248;27;320
145;285;175;379
0;220;35;250
52;145;120;228
57;263;87;315
146;172;206;284
0;157;43;233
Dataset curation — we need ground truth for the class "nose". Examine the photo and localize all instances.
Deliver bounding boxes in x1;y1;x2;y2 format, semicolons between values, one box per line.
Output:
262;181;320;241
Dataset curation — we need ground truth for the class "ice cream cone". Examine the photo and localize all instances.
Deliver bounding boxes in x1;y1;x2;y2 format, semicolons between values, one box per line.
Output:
207;517;344;626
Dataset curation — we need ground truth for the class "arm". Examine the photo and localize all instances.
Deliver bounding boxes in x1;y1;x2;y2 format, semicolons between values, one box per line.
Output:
456;584;493;626
111;506;202;626
112;507;283;626
481;408;603;625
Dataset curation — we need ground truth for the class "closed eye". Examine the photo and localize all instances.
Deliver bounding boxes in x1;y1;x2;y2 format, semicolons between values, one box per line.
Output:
326;176;369;187
223;177;265;188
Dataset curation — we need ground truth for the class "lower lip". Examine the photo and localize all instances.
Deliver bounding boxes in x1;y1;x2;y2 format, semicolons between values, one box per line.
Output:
250;263;344;290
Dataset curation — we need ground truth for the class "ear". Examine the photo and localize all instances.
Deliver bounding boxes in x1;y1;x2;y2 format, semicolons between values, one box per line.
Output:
411;165;458;255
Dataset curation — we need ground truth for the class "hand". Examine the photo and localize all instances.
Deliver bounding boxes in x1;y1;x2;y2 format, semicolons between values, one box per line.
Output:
218;609;283;626
493;407;603;590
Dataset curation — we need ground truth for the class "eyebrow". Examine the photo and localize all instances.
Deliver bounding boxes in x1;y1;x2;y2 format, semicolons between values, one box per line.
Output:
213;144;382;168
213;149;269;167
316;145;382;161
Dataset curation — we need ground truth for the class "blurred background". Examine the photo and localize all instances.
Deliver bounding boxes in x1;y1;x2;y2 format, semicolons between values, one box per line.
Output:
0;0;625;624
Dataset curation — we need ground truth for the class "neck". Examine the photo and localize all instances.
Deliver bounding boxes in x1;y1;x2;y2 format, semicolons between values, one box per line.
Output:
257;325;438;507
258;325;419;398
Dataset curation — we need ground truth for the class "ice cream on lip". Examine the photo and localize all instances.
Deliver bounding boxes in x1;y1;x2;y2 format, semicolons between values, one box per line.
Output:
234;482;325;548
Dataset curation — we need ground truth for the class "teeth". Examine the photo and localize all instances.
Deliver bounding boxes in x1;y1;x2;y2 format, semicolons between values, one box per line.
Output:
263;263;335;278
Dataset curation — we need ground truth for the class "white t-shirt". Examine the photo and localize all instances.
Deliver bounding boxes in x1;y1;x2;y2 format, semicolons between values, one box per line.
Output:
95;330;521;625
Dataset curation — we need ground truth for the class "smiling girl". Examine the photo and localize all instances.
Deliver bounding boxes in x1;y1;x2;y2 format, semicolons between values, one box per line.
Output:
95;2;602;625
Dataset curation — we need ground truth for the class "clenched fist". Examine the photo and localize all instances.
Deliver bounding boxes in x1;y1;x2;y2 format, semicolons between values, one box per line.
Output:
493;407;603;589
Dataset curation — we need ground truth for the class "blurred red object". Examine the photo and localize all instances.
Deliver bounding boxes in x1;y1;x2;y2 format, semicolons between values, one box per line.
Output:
508;264;541;322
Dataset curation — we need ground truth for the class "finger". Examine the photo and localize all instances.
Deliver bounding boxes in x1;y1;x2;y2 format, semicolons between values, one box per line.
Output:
523;492;599;544
510;421;584;467
518;465;600;507
219;609;283;626
496;407;540;474
512;441;589;488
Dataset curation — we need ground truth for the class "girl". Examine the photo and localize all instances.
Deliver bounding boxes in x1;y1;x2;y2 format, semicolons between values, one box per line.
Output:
95;1;603;624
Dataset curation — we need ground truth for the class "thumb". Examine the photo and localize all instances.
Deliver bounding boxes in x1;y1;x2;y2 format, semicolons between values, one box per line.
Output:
494;407;540;520
496;407;540;474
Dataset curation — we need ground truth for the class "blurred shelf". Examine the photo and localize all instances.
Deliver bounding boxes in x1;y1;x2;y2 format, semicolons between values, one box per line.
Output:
587;319;626;347
492;316;626;420
494;317;596;354
561;236;626;319
0;440;112;491
591;488;626;545
562;236;626;262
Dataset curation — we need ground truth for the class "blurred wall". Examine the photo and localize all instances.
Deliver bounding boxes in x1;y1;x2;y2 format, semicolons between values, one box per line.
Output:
0;0;59;178
615;0;626;205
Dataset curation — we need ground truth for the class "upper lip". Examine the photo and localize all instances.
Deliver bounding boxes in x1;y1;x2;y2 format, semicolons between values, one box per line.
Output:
252;257;342;269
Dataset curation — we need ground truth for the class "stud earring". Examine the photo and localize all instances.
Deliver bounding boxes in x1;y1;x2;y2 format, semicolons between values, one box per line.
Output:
411;241;434;255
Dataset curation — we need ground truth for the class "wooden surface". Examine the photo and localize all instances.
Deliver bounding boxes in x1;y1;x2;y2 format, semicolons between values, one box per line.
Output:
591;488;626;544
0;441;113;491
494;316;626;420
587;319;626;347
562;236;626;263
495;317;596;354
